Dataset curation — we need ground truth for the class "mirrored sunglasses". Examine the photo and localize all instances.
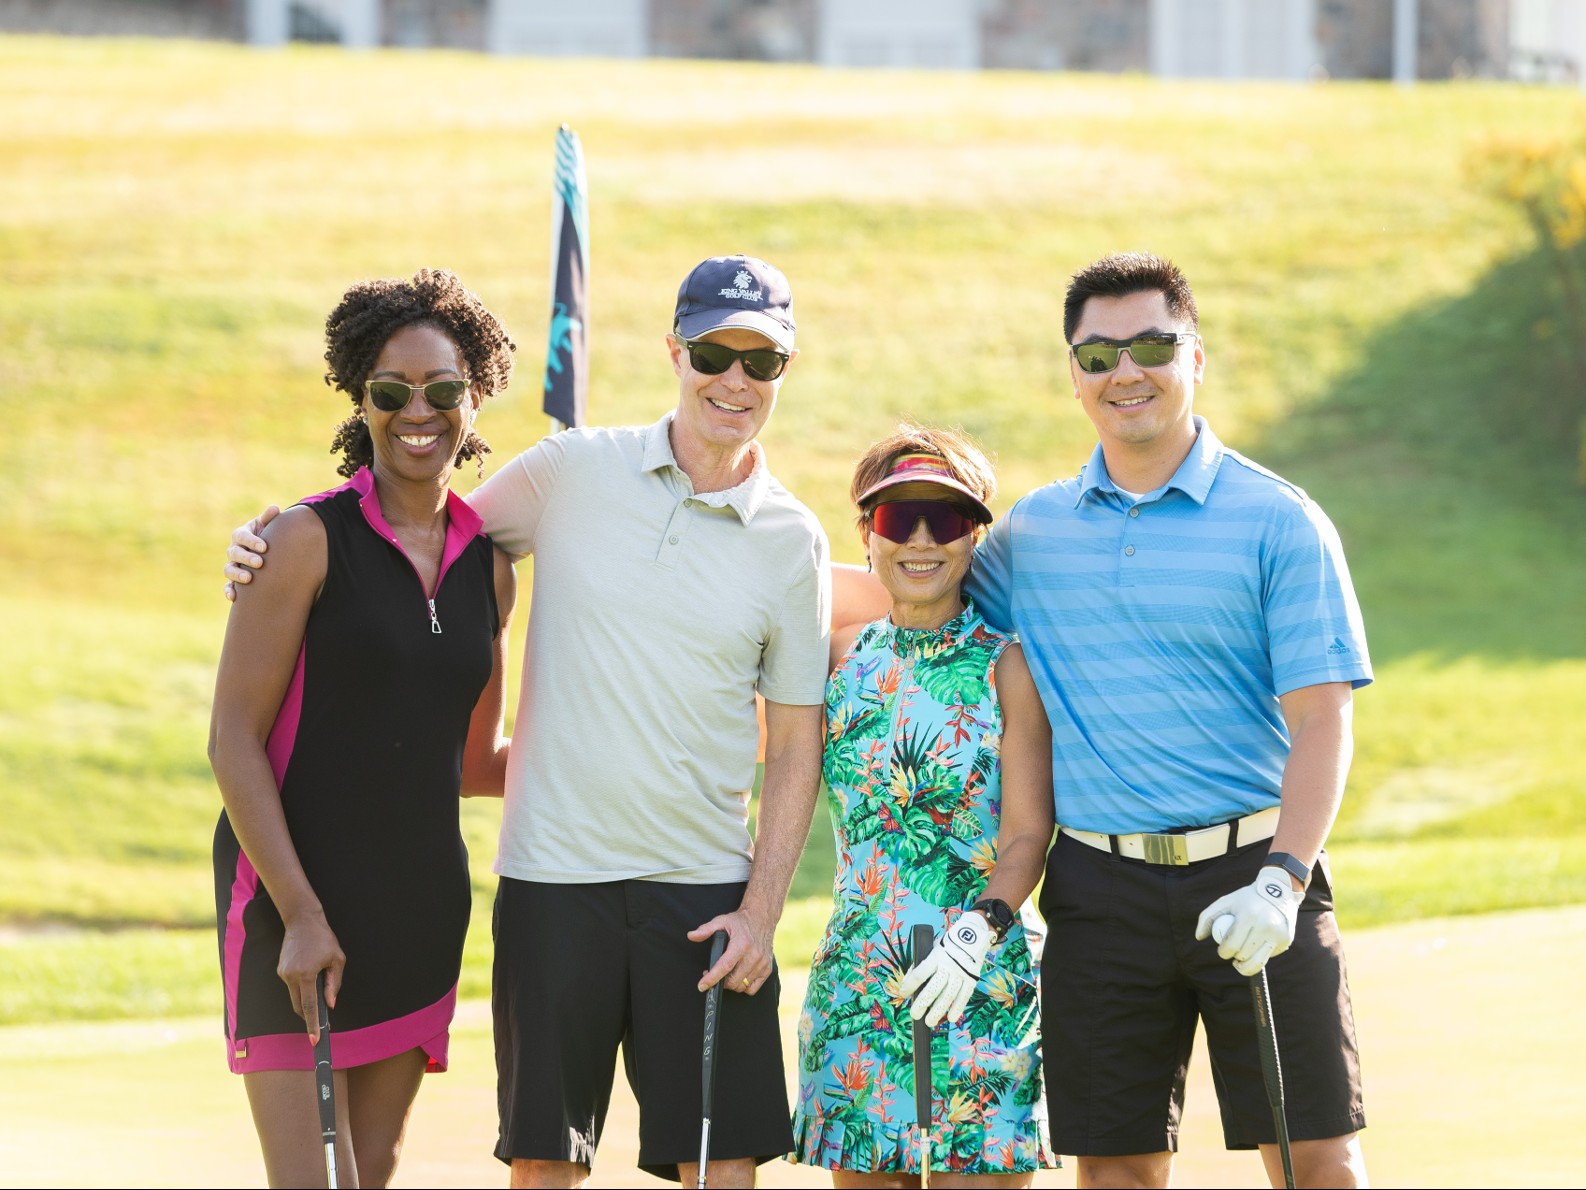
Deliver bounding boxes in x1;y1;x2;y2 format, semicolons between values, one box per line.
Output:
1071;332;1194;374
868;500;978;545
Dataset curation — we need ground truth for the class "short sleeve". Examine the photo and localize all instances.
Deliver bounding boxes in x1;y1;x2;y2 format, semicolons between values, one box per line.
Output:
758;525;832;706
1264;499;1373;695
465;434;569;561
967;507;1016;634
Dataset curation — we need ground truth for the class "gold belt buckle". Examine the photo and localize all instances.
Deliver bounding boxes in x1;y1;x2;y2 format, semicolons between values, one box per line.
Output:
1141;832;1190;866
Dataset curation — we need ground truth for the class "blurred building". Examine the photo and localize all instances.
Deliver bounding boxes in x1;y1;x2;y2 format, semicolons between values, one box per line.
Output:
0;0;245;39
1511;0;1586;83
4;0;1585;85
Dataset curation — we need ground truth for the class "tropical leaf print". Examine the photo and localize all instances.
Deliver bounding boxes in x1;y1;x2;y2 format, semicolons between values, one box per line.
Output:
793;601;1052;1175
914;641;994;707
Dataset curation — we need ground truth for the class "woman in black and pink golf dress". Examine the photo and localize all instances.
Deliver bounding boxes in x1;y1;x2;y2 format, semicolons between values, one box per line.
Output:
209;270;516;1187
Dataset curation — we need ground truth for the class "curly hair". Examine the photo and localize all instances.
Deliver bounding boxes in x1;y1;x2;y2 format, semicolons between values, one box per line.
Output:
324;269;516;479
849;423;997;540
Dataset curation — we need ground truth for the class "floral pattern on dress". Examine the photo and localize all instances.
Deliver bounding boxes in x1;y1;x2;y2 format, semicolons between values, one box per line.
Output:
791;598;1054;1175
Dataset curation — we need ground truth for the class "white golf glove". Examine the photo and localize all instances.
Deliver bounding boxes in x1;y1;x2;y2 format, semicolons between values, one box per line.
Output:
1194;867;1304;976
899;911;993;1027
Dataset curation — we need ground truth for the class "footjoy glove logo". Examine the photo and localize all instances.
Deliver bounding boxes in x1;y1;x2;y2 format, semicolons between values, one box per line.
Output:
957;926;977;944
718;268;764;302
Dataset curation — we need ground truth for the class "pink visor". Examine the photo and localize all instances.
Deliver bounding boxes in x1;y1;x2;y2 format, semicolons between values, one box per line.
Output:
856;452;992;523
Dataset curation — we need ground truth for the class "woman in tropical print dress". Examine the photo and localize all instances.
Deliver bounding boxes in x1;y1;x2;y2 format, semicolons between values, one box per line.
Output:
791;427;1057;1187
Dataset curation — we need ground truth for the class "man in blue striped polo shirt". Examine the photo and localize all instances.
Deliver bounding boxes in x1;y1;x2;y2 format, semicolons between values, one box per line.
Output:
967;253;1372;1187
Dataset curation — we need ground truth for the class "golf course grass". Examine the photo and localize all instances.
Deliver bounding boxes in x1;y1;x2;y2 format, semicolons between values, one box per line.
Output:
5;906;1583;1187
2;35;1585;1030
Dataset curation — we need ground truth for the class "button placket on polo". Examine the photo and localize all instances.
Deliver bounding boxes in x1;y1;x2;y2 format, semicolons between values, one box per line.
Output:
1119;496;1141;587
655;495;696;569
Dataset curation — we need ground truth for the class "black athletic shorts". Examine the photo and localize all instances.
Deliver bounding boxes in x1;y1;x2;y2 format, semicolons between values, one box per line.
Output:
492;877;794;1180
1039;832;1366;1156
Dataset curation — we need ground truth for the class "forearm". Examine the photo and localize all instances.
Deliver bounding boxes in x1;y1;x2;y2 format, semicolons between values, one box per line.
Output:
740;717;823;928
461;557;515;798
1270;700;1354;871
460;736;509;797
979;830;1049;911
211;742;323;923
980;645;1054;911
459;745;507;802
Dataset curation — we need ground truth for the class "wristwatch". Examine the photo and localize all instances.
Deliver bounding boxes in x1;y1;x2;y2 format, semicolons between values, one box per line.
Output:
1263;851;1312;888
971;898;1016;942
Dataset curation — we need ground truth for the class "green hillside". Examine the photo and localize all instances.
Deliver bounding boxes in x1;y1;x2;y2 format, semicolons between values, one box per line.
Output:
2;36;1584;1022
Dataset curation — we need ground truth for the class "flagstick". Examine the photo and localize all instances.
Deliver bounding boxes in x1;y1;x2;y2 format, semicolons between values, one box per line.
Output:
542;124;588;431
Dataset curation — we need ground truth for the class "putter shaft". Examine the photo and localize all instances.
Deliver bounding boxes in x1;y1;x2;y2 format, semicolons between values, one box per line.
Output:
697;931;728;1190
1250;970;1295;1190
314;972;339;1189
910;924;935;1188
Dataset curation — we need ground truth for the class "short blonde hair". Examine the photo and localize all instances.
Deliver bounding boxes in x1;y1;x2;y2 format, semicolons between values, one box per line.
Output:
849;423;997;532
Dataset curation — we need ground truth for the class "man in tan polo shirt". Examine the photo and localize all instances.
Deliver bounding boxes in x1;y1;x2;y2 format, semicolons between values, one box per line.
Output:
225;256;829;1188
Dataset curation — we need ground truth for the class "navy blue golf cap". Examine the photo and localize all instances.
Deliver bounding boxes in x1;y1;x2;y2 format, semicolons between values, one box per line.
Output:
673;255;795;351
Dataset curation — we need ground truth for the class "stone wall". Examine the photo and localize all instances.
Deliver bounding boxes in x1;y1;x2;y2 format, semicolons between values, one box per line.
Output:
648;0;815;62
0;0;1518;78
385;0;485;49
1415;0;1510;77
1317;0;1511;79
0;0;244;38
981;0;1149;73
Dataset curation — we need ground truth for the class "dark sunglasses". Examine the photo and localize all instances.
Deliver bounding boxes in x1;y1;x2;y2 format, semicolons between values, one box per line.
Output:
364;377;471;412
1071;332;1194;374
679;337;790;382
868;500;978;545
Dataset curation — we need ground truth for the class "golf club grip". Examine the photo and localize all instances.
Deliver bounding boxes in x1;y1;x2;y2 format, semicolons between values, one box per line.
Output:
1250;971;1296;1190
698;930;728;1188
911;923;934;1181
314;972;339;1188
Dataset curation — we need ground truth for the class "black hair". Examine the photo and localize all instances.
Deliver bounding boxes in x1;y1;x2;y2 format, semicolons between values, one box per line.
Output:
1063;252;1199;344
324;269;516;479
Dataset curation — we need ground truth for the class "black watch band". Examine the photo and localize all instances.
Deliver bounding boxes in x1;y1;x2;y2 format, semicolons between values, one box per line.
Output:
1263;851;1312;888
971;898;1015;941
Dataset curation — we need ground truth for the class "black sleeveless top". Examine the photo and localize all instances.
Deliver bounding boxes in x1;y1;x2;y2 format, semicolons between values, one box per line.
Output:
213;468;496;1070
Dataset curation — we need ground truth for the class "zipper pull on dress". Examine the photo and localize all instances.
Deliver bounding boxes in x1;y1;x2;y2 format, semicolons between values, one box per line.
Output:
428;598;442;634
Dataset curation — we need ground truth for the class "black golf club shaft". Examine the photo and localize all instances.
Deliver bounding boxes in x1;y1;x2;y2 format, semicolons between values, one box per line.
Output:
1250;970;1296;1190
314;971;339;1189
697;931;728;1190
911;923;935;1189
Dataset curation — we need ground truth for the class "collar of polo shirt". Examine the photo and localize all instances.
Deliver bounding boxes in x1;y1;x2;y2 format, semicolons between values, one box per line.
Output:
1076;414;1224;508
641;412;772;525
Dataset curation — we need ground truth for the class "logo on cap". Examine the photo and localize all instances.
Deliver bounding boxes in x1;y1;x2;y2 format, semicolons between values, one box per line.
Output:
719;269;763;302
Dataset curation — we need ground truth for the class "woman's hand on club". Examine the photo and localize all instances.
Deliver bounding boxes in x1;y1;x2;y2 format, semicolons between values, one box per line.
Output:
900;910;993;1027
277;908;346;1042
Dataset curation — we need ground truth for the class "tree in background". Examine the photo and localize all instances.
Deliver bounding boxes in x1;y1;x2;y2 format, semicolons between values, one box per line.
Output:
1474;134;1586;485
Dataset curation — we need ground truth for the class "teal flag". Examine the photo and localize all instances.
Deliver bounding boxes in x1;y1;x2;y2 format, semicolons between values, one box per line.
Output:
544;125;588;427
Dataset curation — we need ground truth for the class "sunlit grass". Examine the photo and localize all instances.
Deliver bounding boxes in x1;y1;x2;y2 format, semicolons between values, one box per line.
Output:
3;36;1585;1021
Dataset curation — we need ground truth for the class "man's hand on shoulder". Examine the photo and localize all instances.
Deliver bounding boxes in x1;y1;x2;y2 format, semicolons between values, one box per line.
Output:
1194;866;1304;976
223;505;280;601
